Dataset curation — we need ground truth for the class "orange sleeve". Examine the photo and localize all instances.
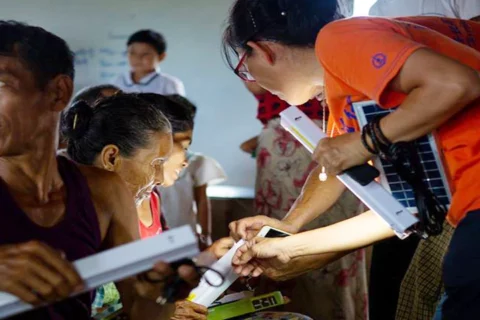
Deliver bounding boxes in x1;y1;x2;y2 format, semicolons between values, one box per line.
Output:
316;18;426;106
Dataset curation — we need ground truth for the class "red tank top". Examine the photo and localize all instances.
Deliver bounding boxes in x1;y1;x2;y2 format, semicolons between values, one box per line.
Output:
0;156;101;320
139;191;168;239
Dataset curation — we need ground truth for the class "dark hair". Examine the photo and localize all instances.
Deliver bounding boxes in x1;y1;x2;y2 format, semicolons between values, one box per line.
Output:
222;0;343;69
0;20;74;88
167;94;197;119
127;30;167;55
61;93;171;165
137;93;195;133
72;84;121;106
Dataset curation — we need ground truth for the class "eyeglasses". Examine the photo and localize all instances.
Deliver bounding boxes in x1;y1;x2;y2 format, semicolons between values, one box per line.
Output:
234;50;256;82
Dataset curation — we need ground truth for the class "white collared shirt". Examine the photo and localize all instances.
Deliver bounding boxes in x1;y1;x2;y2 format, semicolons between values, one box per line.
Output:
113;70;186;96
369;0;480;20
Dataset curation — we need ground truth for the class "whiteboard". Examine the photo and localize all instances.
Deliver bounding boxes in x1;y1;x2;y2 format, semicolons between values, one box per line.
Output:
0;0;261;188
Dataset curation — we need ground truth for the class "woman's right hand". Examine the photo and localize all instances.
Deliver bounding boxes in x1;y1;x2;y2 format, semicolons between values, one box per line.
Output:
231;237;293;277
0;241;84;305
170;300;208;320
229;215;298;241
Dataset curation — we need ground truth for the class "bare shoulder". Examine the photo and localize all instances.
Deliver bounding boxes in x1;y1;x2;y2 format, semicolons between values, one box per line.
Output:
77;165;130;219
76;164;140;246
78;165;124;198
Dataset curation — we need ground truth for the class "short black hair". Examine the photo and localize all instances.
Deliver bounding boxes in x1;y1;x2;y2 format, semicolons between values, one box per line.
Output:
222;0;343;70
72;84;121;106
0;20;74;88
61;93;171;165
166;94;197;119
127;30;167;55
137;93;195;133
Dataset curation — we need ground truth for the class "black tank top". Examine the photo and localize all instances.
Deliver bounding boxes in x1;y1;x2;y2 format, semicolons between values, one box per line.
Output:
0;156;102;320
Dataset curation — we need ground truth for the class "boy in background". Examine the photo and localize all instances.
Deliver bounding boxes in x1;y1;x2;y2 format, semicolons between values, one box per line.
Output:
113;29;185;96
158;95;227;249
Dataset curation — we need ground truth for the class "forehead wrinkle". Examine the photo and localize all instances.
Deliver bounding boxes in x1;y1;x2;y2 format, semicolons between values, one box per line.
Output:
0;56;38;89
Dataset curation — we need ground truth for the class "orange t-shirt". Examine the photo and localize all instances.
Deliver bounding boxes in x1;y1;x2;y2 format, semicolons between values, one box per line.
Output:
315;16;480;226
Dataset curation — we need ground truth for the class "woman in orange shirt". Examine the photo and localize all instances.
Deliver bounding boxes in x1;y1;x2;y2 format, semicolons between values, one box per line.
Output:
240;82;368;320
224;0;480;319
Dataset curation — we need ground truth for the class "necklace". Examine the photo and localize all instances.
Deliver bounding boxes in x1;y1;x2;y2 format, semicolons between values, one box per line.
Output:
318;86;335;182
319;99;328;182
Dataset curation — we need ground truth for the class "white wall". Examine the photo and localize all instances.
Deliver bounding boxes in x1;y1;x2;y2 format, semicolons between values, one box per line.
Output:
353;0;376;15
0;0;261;187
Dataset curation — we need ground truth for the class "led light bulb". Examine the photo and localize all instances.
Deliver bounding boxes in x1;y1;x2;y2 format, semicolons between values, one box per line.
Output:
319;170;328;182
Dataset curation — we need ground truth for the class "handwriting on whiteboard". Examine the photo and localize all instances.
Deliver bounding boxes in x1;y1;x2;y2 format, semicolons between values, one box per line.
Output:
74;47;128;80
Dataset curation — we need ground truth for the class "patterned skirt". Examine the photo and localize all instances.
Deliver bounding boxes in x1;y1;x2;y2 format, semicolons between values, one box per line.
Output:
254;118;369;320
395;221;454;320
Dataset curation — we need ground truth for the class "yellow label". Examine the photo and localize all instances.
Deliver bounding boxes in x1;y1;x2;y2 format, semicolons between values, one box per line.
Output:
187;293;196;301
290;126;315;151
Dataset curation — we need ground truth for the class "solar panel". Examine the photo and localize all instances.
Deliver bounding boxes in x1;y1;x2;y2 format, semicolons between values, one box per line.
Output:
353;101;452;213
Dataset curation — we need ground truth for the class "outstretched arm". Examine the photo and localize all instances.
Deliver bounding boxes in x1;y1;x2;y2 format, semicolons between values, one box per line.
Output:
283;165;346;231
232;210;393;278
229;166;345;241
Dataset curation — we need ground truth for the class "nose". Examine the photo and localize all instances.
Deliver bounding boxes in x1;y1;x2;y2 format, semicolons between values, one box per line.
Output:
182;160;188;168
129;54;140;64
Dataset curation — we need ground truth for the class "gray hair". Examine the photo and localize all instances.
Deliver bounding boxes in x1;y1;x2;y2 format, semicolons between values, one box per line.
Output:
61;93;172;165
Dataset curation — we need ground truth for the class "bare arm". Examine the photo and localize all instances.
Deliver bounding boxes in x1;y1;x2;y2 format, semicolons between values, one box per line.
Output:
194;184;212;249
240;136;259;154
264;252;352;281
380;48;480;143
230;166;346;240
233;210;393;275
283;165;346;231
283;210;394;257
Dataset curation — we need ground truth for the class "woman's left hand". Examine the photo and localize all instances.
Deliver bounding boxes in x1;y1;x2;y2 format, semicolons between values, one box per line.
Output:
170;300;208;320
313;131;372;175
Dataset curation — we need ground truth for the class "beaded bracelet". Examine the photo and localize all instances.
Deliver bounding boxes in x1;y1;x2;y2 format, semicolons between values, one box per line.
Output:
371;116;391;146
361;124;378;155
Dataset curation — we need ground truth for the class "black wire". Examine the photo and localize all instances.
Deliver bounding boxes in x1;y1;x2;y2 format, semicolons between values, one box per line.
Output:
386;141;446;237
367;116;447;238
